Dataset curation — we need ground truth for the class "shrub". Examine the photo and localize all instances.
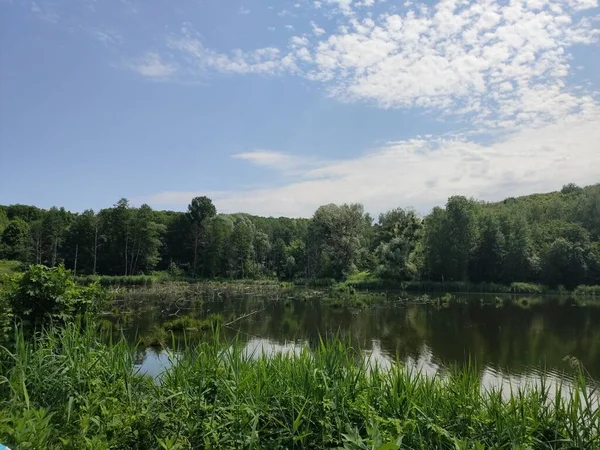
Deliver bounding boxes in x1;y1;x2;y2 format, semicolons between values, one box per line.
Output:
4;265;106;327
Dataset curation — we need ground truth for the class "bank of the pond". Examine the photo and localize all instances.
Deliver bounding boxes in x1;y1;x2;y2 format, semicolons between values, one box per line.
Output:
70;271;600;296
0;324;598;450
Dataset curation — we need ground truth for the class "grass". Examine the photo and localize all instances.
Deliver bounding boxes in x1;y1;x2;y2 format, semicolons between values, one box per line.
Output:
74;274;155;287
574;285;600;296
0;323;598;449
344;274;554;295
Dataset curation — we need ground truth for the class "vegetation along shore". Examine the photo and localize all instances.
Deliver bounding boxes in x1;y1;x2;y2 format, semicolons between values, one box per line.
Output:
1;183;599;290
1;182;599;449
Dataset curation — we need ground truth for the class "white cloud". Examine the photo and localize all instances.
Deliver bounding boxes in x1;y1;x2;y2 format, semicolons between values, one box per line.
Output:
568;0;598;11
125;52;176;79
326;0;355;15
143;113;600;217
232;150;315;173
290;35;310;47
311;21;326;36
166;25;297;75
285;24;295;30
238;6;251;15
314;1;323;8
146;0;598;131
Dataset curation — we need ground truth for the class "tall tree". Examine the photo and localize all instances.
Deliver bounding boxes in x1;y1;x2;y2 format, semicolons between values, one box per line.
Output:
125;204;165;274
227;216;255;278
500;212;533;282
309;203;369;280
98;199;133;275
421;207;450;281
29;220;44;265
42;207;68;267
374;208;421;280
445;196;479;281
469;213;506;283
186;196;217;277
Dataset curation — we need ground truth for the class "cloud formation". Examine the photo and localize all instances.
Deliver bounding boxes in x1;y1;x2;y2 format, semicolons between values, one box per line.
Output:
125;52;176;79
143;111;600;217
136;0;598;132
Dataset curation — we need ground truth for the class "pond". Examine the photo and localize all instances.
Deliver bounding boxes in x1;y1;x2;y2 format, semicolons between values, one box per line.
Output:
108;290;600;389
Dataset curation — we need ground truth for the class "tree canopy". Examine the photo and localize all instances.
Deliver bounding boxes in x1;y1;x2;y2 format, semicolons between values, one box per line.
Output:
1;183;598;288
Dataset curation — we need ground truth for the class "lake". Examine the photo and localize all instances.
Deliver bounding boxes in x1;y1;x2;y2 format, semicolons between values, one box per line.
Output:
108;289;600;389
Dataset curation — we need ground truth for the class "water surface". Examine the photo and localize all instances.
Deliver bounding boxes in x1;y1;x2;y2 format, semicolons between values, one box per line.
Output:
113;291;600;388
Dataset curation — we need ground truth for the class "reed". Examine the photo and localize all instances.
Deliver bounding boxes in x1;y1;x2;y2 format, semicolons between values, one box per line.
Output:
0;324;598;449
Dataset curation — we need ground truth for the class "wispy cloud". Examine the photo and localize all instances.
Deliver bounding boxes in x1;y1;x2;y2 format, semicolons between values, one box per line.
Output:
125;52;176;79
142;112;600;217
238;6;250;15
87;28;122;46
233;150;319;175
30;1;59;23
165;25;297;75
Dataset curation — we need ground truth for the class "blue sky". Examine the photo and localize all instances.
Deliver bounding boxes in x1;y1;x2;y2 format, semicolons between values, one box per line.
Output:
0;0;598;217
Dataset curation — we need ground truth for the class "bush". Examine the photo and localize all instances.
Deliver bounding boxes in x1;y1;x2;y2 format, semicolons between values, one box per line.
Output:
3;265;106;327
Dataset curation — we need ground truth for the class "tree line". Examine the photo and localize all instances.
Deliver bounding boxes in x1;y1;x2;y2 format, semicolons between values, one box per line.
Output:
1;183;599;289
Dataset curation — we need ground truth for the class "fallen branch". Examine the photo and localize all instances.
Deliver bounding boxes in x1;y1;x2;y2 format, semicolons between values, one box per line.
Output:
224;308;264;326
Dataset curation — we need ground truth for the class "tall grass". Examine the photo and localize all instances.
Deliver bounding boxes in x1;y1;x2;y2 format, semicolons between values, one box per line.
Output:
1;324;598;449
574;285;600;296
74;274;155;287
346;278;550;294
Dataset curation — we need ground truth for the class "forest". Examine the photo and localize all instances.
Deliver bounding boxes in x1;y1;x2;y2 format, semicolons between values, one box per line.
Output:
1;182;599;289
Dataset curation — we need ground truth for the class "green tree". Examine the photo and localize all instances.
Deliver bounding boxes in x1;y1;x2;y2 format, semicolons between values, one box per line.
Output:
541;238;588;289
42;207;69;267
500;212;533;282
0;218;30;262
29;219;44;265
445;196;479;281
469;213;506;283
227;216;255;278
98;199;133;275
126;204;165;274
374;208;421;280
421;207;450;281
0;207;8;235
186;196;217;276
308;203;370;280
271;238;289;279
204;215;234;277
253;231;272;276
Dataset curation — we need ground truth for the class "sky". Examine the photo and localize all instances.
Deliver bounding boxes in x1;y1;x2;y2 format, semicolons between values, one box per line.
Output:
0;0;599;218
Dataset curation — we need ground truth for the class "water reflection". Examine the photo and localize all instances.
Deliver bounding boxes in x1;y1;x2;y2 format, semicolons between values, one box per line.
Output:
115;292;600;387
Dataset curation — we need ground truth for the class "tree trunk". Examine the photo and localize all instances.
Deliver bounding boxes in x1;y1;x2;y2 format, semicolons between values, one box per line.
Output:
74;244;79;276
93;227;98;275
124;232;129;276
52;237;58;267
